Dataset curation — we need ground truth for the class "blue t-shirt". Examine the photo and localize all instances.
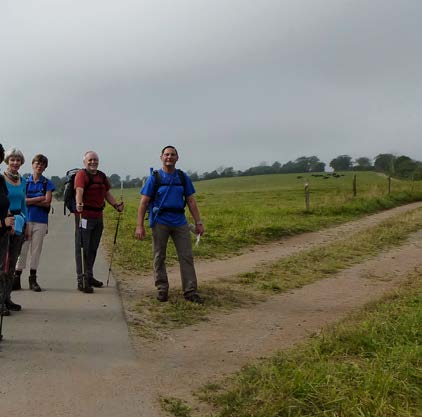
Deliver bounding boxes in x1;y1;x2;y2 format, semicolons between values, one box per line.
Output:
141;169;195;227
26;175;55;224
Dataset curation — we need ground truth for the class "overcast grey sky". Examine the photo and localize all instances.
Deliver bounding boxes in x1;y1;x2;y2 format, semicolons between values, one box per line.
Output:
1;0;421;178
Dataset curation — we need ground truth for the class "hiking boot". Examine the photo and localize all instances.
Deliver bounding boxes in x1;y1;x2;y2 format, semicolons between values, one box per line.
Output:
156;292;168;302
0;306;10;316
83;285;94;294
89;278;103;288
83;277;94;294
6;299;22;311
77;277;83;291
12;271;22;291
184;293;204;304
29;275;42;292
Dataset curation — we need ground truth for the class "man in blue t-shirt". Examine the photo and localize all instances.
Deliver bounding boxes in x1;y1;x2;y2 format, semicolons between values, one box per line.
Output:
15;154;55;292
135;146;204;304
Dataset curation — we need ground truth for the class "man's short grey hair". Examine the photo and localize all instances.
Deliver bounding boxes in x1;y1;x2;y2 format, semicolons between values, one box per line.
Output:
4;147;25;164
83;150;99;160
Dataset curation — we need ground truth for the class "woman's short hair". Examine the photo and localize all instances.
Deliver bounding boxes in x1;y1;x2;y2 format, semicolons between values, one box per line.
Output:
32;154;48;168
4;147;25;165
0;144;4;164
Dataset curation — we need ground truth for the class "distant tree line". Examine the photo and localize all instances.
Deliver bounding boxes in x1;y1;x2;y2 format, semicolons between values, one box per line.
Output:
195;153;422;182
47;152;422;195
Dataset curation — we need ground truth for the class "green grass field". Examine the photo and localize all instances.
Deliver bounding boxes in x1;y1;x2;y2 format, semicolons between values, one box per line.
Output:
103;171;422;274
194;274;422;417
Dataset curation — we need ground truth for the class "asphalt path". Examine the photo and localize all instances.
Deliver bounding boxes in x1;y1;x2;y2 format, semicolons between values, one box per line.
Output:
0;202;158;417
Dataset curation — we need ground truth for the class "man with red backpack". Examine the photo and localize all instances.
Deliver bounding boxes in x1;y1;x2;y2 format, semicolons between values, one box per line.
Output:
74;151;124;293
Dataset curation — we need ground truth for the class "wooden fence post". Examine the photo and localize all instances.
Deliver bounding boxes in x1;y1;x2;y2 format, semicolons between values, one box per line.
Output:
353;174;357;197
304;181;310;211
388;176;391;195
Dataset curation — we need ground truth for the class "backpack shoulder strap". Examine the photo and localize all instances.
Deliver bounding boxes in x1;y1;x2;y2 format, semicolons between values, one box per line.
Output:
177;169;187;196
84;169;107;188
83;169;93;188
153;170;161;185
151;170;161;201
42;177;48;195
98;170;107;183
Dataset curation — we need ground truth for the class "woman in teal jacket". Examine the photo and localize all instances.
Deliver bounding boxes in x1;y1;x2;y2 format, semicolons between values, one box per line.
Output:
2;147;28;312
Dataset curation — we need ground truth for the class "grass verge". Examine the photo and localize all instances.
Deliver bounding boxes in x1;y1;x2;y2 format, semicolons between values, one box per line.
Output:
130;285;264;338
194;273;422;417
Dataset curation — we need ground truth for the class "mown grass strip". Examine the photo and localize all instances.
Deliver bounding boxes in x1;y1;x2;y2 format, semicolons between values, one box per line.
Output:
130;208;422;336
236;208;422;293
195;273;422;417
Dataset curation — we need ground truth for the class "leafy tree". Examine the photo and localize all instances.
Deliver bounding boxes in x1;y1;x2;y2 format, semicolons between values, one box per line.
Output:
186;170;199;181
202;170;219;180
280;161;299;173
355;157;372;168
271;161;281;172
220;167;235;177
280;156;325;173
329;155;353;171
353;157;373;171
241;165;273;176
127;177;143;188
394;155;417;178
312;162;326;172
413;165;422;180
294;156;312;172
109;173;121;189
374;153;396;174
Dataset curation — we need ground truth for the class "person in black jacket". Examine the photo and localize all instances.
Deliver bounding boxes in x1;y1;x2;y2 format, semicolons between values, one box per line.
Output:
0;144;16;316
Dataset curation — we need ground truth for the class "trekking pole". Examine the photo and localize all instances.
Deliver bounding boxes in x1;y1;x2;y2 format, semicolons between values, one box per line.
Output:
79;215;87;291
107;180;123;287
0;234;11;342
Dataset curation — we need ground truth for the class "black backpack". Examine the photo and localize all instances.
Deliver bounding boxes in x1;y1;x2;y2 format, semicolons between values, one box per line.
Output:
150;169;187;202
63;169;107;215
146;169;188;220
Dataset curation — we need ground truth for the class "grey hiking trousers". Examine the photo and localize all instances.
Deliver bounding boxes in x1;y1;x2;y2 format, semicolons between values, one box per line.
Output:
152;223;198;296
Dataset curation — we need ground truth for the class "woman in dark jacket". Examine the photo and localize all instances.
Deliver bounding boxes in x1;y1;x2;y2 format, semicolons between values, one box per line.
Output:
0;144;16;316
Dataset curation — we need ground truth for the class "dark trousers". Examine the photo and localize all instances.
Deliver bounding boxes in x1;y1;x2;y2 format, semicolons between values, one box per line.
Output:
0;233;24;302
74;216;103;280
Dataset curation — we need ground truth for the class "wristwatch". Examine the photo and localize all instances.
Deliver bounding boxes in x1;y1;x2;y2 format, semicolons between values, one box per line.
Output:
196;221;203;225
